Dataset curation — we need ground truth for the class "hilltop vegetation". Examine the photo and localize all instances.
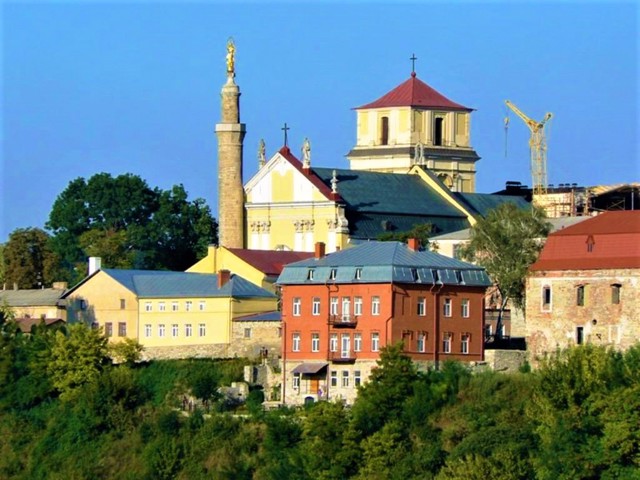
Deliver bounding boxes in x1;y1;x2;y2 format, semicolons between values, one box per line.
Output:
1;312;639;479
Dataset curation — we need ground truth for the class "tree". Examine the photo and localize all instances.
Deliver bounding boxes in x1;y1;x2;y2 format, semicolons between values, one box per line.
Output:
46;173;217;279
3;228;62;288
378;223;433;248
47;323;109;400
460;203;551;339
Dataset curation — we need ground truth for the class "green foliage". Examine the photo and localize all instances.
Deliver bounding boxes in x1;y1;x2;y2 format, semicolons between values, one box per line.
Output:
47;323;109;400
187;367;221;402
46;173;217;280
2;227;62;288
378;223;433;248
109;337;144;365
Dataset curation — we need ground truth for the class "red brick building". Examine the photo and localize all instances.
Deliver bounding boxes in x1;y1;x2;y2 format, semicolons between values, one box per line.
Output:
526;210;640;361
277;240;492;405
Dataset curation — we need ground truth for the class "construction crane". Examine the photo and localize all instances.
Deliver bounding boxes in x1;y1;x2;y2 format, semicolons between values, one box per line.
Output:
504;100;553;196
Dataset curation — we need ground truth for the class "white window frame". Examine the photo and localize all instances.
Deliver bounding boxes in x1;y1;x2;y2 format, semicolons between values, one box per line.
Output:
354;332;362;352
341;334;351;358
292;332;301;352
417;332;426;352
371;296;380;316
293;372;300;389
293;297;302;316
172;301;179;312
144;324;152;338
330;370;337;387
158;302;166;312
185;324;193;337
185;301;193;312
354;296;363;316
354;370;362;387
443;298;452;317
312;297;321;316
443;332;452;353
198;323;206;337
145;302;152;312
342;370;349;387
417;297;426;316
158;324;165;338
199;301;206;311
172;324;179;337
461;333;470;354
311;333;320;352
330;297;339;315
461;299;470;318
371;332;380;352
330;333;338;352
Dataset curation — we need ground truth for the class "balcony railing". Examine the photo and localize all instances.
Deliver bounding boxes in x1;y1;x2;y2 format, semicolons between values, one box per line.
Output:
329;314;358;328
328;351;357;363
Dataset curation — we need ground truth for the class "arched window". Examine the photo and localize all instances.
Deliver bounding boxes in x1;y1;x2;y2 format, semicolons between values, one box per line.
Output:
380;116;389;145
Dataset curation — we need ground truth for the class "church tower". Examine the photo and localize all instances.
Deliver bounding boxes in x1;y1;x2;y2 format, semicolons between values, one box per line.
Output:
215;39;246;248
347;68;480;193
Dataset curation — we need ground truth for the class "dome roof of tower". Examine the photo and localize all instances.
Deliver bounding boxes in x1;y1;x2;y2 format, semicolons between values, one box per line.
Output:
356;74;472;111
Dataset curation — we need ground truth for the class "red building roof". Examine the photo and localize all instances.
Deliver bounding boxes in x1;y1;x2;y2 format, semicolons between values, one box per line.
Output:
356;74;472;111
228;248;314;277
530;211;640;271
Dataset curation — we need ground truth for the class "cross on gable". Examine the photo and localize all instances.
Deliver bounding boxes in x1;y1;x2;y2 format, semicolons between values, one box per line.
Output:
281;122;290;147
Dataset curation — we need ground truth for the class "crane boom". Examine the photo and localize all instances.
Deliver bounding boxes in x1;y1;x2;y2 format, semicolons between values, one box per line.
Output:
505;100;553;196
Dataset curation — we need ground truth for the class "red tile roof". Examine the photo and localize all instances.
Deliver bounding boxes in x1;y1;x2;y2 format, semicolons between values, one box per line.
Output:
356;74;472;111
530;211;640;271
276;146;341;201
228;248;314;276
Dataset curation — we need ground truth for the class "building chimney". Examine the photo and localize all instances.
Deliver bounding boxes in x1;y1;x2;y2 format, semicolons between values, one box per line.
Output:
88;257;102;275
218;269;231;288
314;242;326;259
407;238;420;251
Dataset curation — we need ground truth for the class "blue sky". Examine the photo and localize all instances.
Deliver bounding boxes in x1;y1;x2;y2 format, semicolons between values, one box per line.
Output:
2;1;638;242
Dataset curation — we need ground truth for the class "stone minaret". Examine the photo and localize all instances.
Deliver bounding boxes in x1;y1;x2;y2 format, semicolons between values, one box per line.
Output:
215;39;246;248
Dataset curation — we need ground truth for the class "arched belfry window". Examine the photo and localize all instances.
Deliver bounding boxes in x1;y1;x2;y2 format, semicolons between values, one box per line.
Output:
434;117;444;146
380;116;389;145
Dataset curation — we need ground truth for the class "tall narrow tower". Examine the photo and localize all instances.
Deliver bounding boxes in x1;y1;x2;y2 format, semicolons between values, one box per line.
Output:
215;39;246;248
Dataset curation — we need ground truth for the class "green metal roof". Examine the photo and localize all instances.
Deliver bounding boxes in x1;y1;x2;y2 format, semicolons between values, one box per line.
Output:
277;241;491;287
454;192;530;217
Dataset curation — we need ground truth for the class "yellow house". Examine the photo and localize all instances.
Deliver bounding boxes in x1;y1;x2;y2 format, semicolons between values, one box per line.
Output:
187;244;313;291
63;268;278;360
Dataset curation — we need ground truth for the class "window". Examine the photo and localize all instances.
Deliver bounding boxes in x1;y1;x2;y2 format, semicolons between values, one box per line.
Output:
434;117;444;146
542;286;552;311
576;285;585;306
342;297;351;320
293;372;300;389
144;324;152;338
158;302;166;312
199;301;206;311
371;296;380;315
330;297;339;315
244;328;252;339
118;322;126;337
172;301;179;312
380;116;389;145
172;324;179;337
311;333;320;352
461;299;470;318
292;332;301;352
105;322;113;337
354;370;362;387
198;323;206;337
355;268;362;280
341;334;351;358
185;301;193;312
443;298;452;317
312;297;321;316
443;332;452;353
611;284;621;304
329;268;337;280
576;327;584;345
330;333;338;352
411;268;419;281
307;269;315;281
145;302;152;312
293;297;301;316
354;297;363;316
354;332;362;352
158;324;165;337
330;370;337;387
120;299;126;309
461;333;470;354
417;297;426;316
342;370;349;387
417;332;426;352
185;324;193;337
371;332;380;352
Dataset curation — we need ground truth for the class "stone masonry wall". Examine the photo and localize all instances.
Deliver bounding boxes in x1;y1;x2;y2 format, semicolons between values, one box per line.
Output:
526;268;640;364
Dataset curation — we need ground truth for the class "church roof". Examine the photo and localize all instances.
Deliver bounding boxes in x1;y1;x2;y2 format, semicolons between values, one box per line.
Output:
356;74;472;111
454;192;530;217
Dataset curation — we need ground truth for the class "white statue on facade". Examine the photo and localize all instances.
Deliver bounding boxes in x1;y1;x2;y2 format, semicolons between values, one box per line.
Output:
302;137;311;168
258;138;266;168
414;141;425;165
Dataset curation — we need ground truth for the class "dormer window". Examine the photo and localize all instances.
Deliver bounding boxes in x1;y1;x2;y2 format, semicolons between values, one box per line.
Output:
411;268;419;281
307;269;315;281
355;268;362;280
330;268;337;280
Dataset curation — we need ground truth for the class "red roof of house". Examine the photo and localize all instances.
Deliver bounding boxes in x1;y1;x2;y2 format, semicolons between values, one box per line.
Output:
276;146;341;201
356;74;472;111
228;248;314;276
530;211;640;271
